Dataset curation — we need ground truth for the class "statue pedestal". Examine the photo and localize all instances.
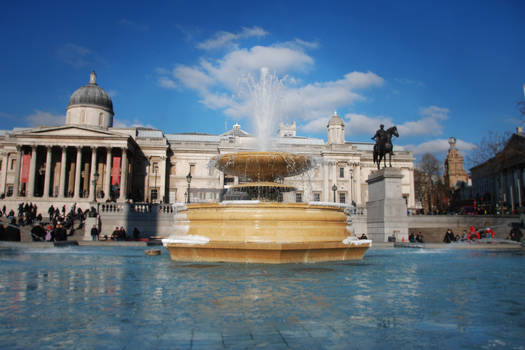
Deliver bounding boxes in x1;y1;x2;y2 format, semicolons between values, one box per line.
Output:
366;168;408;242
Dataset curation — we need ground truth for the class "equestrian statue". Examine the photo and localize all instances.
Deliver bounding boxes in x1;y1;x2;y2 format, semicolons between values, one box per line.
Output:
372;124;399;170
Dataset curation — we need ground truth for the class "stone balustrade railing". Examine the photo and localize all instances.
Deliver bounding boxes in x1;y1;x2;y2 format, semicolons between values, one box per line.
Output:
99;202;177;216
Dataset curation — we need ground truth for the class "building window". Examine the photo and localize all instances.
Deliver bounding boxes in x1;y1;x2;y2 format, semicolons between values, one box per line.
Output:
313;192;321;202
190;164;195;176
339;167;344;178
10;159;16;170
296;192;303;203
170;163;176;175
0;160;2;170
224;176;234;185
152;162;159;173
7;185;13;197
339;192;346;204
151;189;158;201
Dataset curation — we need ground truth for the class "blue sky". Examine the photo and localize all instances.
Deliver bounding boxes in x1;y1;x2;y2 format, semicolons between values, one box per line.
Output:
1;0;524;166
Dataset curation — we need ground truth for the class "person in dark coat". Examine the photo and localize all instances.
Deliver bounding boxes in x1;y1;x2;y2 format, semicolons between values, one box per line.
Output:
53;224;67;241
0;224;6;241
90;225;99;241
31;223;46;241
5;224;21;241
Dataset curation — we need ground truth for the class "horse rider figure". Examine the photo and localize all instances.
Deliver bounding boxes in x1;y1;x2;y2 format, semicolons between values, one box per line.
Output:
372;124;398;169
372;124;387;155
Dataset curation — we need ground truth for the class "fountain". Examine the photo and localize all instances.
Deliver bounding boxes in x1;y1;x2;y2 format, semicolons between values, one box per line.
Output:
162;68;370;263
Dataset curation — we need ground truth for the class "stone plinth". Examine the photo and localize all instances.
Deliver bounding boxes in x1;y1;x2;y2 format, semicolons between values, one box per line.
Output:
366;168;408;242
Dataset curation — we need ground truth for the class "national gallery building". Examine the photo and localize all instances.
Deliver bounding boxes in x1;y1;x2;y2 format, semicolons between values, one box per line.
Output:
0;72;416;210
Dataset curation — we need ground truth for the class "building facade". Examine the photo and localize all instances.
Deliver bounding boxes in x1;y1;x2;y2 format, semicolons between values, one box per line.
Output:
0;72;416;210
470;127;525;214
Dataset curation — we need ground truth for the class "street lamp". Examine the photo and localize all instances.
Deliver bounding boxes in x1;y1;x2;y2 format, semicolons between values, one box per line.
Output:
332;184;337;202
92;172;99;203
186;171;192;203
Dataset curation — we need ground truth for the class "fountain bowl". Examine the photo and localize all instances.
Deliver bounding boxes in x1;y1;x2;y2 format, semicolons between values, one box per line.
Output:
163;202;370;264
213;151;312;182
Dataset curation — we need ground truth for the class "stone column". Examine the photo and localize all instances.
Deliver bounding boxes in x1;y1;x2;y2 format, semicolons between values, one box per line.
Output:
158;155;165;203
74;146;82;199
43;146;52;198
104;147;112;201
0;152;8;196
356;164;362;206
119;148;128;201
13;146;22;197
58;146;67;198
323;160;329;202
89;147;98;201
27;146;37;197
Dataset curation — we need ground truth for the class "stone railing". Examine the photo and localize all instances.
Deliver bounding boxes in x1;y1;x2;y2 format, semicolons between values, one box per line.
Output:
99;202;177;215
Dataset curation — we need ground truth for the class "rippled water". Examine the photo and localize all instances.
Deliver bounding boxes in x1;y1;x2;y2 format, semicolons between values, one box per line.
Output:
0;247;523;349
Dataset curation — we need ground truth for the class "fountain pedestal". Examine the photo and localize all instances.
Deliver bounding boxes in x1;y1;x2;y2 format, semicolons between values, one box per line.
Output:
366;168;408;242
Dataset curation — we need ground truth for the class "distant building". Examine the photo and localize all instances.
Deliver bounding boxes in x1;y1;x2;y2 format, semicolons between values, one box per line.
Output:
470;127;525;213
443;137;469;189
0;72;416;209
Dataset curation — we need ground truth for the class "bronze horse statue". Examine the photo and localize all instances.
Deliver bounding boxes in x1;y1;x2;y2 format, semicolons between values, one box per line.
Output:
373;126;399;169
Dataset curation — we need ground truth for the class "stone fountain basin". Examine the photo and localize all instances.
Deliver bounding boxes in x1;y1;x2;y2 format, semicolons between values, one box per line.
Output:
213;152;312;182
163;202;370;263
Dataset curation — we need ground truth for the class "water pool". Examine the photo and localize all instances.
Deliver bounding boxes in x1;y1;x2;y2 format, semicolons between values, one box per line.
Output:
0;247;523;349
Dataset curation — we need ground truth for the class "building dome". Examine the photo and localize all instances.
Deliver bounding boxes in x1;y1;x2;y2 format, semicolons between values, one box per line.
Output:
327;111;344;126
67;71;113;114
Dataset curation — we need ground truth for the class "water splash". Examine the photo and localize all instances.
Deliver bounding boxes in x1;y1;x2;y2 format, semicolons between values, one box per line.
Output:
243;67;285;151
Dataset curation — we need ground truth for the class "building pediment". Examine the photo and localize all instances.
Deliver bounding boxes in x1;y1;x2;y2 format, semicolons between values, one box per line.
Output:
15;125;127;139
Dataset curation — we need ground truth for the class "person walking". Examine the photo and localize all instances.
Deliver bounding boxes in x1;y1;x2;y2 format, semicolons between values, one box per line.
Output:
91;224;99;241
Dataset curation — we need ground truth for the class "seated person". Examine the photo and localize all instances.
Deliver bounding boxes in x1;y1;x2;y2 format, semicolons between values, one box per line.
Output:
416;232;424;243
409;232;416;243
111;227;120;240
443;229;455;243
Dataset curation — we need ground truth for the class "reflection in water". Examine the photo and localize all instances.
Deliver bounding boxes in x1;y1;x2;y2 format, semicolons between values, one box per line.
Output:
0;247;523;349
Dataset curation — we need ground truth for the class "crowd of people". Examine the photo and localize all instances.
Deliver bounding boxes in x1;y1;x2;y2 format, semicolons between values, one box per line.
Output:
408;232;424;243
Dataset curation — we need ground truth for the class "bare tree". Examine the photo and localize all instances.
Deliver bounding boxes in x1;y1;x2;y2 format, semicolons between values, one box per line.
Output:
417;153;443;213
467;130;511;167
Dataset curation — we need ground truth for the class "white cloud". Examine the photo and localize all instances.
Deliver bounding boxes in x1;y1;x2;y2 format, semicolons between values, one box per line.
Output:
113;118;154;129
404;138;476;156
57;43;105;68
158;77;177;89
397;105;449;137
26;110;65;127
345;113;393;136
302;117;330;133
196;26;268;50
173;43;383;126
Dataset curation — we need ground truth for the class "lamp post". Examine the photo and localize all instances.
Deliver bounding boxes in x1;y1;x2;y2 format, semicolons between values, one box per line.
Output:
186;171;192;203
92;172;99;203
332;184;337;202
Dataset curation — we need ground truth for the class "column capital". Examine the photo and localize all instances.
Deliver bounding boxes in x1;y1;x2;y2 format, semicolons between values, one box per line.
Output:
16;145;22;152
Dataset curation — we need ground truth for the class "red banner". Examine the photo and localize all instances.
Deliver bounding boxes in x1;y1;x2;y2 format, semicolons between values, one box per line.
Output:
21;154;31;183
111;156;121;185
